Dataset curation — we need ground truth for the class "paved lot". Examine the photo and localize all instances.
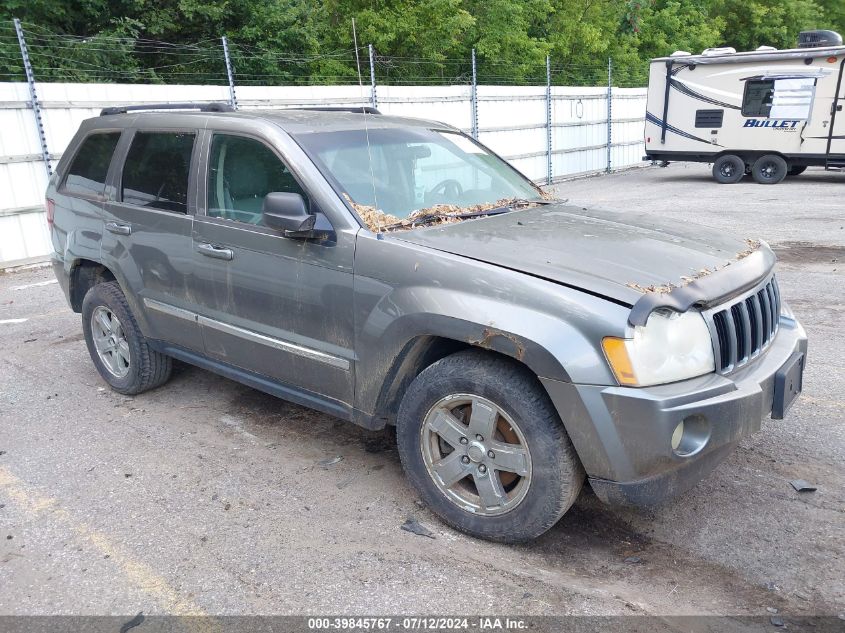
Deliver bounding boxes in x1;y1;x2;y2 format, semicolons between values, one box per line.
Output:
0;163;842;618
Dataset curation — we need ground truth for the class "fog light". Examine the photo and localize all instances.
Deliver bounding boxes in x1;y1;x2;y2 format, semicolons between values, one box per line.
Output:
671;414;711;457
671;421;684;451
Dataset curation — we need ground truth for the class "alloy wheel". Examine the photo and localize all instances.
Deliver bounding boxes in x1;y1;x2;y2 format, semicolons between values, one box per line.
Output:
90;306;131;378
420;394;532;516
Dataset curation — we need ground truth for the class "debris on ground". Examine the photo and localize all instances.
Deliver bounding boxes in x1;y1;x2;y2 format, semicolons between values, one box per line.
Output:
400;517;435;539
336;474;357;489
790;479;817;492
770;615;785;627
623;556;643;564
318;456;343;469
119;612;145;633
767;607;779;614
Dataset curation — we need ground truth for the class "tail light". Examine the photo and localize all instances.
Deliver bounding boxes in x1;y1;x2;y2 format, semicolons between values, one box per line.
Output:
45;198;55;226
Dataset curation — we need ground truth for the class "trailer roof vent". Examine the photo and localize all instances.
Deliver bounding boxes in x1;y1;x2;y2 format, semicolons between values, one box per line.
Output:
702;47;736;56
797;30;842;48
671;50;692;57
756;45;777;51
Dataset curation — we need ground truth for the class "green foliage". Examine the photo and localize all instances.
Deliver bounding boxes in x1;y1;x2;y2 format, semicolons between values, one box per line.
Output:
0;0;843;85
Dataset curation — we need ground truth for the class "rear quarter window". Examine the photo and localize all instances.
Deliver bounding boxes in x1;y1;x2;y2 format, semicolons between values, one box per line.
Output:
62;132;121;197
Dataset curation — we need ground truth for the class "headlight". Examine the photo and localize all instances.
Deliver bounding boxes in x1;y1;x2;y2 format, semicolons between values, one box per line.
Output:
602;309;715;387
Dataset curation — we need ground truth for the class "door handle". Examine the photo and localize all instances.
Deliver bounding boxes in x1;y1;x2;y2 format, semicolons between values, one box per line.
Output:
105;221;131;236
196;242;234;261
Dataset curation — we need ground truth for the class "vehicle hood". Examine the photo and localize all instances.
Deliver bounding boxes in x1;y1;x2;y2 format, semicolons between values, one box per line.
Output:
392;203;771;306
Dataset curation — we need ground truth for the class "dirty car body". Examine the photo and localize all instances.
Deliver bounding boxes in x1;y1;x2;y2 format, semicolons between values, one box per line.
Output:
46;105;807;541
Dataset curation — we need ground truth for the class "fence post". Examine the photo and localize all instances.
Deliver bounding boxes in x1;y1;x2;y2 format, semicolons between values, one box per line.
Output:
14;18;51;177
221;36;238;110
368;44;377;109
606;57;612;173
545;55;552;185
470;48;478;139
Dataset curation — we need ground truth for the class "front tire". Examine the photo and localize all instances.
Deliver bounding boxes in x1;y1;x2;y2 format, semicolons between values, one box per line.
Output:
712;154;745;184
82;281;172;395
752;154;787;184
396;350;584;543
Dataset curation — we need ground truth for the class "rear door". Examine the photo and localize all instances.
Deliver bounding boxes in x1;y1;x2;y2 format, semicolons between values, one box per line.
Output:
101;128;204;351
190;130;355;408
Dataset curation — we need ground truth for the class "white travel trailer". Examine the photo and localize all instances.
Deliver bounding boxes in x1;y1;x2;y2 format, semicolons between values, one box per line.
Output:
644;30;845;184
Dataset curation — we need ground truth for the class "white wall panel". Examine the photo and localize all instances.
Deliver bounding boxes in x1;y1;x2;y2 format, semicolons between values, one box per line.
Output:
0;81;646;265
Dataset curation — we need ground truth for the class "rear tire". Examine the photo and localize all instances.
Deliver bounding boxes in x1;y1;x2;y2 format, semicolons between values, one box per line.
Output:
396;350;584;543
787;165;807;177
712;155;745;184
82;281;172;395
752;154;788;184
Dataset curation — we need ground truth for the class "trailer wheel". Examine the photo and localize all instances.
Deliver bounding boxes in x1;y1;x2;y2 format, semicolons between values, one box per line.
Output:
752;155;787;184
712;155;745;184
787;165;807;177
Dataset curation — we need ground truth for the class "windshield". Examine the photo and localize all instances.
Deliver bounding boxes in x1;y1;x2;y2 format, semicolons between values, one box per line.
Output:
293;127;545;231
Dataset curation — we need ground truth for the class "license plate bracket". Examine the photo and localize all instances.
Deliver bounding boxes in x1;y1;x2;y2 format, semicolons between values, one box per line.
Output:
772;351;804;420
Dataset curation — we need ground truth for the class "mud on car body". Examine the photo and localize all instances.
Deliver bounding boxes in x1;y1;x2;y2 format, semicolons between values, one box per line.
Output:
47;103;807;542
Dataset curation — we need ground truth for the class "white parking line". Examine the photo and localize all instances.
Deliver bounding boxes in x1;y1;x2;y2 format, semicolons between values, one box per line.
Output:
0;318;28;324
12;279;58;291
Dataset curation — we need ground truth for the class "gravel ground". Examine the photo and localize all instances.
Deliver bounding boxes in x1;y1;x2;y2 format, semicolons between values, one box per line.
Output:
0;163;842;618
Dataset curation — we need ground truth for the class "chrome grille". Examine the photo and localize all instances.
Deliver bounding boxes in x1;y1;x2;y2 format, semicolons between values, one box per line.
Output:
707;276;781;373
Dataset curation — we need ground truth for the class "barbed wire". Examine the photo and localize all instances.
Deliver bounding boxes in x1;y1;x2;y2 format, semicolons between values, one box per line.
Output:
0;19;647;89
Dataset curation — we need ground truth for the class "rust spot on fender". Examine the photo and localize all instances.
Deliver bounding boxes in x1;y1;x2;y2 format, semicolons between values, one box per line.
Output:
471;327;526;362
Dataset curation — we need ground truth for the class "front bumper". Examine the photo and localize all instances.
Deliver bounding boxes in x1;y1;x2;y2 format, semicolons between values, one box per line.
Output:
541;314;807;506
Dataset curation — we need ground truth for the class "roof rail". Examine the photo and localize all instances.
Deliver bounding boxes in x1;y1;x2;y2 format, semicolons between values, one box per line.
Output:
99;102;235;116
299;106;382;115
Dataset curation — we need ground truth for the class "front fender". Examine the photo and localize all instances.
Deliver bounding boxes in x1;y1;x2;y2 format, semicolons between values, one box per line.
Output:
353;281;627;416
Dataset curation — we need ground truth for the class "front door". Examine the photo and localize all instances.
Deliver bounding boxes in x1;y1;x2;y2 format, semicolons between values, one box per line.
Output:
191;131;355;408
101;129;204;352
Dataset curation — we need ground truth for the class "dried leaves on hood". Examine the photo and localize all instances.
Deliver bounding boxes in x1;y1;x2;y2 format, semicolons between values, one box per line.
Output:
626;239;763;295
343;193;540;233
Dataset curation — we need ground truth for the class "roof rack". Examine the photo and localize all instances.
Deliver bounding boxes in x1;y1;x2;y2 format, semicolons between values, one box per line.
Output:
99;102;235;116
299;106;382;115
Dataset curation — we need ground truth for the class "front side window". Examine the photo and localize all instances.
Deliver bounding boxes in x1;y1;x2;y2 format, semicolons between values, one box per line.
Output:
293;127;544;231
207;134;305;225
63;132;121;197
121;131;195;213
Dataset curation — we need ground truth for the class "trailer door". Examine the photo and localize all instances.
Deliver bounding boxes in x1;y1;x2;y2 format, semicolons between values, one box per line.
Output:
828;59;845;162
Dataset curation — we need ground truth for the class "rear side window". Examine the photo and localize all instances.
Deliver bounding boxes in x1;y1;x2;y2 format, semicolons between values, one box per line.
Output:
62;132;121;197
121;131;195;213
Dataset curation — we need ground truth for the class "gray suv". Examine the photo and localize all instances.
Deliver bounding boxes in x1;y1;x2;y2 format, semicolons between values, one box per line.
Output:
47;103;807;542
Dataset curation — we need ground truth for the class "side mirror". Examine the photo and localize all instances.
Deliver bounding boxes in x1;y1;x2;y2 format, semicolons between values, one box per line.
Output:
262;192;316;234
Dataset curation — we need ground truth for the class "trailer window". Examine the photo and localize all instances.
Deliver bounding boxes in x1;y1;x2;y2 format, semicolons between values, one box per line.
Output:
742;80;775;117
742;77;816;120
